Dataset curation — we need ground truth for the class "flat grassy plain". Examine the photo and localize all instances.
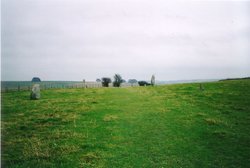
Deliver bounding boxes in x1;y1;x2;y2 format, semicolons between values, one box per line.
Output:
1;80;250;167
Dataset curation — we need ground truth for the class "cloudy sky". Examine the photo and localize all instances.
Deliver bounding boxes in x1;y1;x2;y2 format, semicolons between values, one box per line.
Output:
2;0;250;81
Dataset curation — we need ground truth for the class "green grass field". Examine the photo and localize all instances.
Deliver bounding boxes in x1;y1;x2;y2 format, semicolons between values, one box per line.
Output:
2;80;250;167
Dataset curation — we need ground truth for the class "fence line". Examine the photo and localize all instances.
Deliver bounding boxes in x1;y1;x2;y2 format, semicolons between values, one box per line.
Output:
1;82;137;92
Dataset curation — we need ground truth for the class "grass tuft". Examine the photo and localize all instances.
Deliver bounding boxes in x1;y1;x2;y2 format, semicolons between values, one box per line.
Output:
103;115;119;122
204;118;222;125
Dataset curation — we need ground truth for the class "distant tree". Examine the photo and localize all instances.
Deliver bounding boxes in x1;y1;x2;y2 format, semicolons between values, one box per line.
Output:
151;75;155;86
96;78;101;82
128;79;138;86
121;79;126;83
31;77;41;82
101;77;111;87
138;81;151;86
113;74;123;87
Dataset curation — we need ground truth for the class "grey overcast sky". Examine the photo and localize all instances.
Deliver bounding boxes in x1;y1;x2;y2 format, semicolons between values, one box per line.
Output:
1;0;250;81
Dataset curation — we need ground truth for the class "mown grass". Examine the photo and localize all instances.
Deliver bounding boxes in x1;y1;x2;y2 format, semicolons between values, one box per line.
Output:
1;80;250;167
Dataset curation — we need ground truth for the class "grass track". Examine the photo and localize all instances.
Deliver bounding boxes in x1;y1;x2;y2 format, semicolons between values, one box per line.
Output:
2;80;250;167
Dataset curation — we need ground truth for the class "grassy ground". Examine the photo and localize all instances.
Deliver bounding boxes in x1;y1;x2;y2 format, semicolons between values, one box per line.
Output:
1;80;250;167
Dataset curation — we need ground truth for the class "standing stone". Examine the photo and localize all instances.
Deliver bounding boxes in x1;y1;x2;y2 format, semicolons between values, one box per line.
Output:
199;83;204;91
151;74;155;86
30;84;40;100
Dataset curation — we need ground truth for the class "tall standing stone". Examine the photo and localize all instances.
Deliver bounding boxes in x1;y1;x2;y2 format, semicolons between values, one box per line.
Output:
30;84;40;100
151;75;155;86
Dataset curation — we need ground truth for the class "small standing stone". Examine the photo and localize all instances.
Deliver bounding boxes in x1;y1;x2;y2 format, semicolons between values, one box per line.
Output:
30;84;40;100
199;83;204;91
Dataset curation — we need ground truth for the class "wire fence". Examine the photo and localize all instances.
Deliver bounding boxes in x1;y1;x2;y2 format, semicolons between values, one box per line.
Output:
1;81;102;92
1;81;137;92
